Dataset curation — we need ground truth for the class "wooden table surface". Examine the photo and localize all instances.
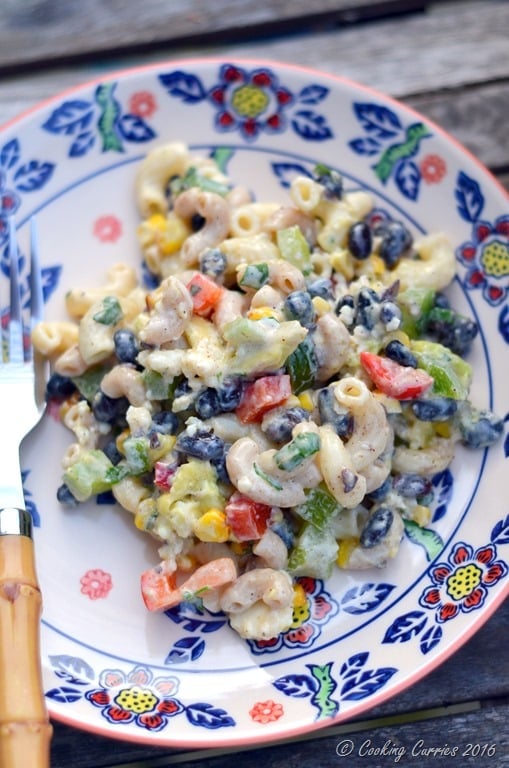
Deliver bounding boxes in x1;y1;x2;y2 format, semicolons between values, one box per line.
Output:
1;1;508;766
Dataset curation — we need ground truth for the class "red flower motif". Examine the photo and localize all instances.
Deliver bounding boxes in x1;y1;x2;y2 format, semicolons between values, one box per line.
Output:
286;624;314;644
129;90;157;118
107;706;132;722
89;690;110;706
139;713;164;730
93;215;122;243
420;541;508;624
420;154;447;184
249;699;284;724
80;569;113;600
157;700;181;715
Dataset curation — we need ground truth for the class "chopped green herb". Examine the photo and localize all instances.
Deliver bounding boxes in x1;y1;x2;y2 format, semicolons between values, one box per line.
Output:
274;432;320;472
286;336;318;393
239;263;270;290
169;166;230;197
254;462;283;491
294;484;341;530
93;296;123;326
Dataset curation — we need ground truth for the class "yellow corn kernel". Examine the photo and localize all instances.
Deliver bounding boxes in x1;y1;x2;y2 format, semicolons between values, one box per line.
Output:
370;254;387;277
138;211;190;256
330;248;355;280
293;582;308;609
193;509;230;543
311;296;331;317
297;390;315;411
247;306;280;321
435;422;452;438
336;537;359;569
412;505;432;527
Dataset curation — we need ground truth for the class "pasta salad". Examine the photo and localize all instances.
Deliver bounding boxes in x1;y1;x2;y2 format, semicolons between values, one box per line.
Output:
33;142;503;641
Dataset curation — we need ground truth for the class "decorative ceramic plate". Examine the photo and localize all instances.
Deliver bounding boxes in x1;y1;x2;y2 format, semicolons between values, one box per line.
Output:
1;58;508;748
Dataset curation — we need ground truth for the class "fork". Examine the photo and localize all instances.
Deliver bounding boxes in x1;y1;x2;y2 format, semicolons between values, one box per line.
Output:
0;217;52;768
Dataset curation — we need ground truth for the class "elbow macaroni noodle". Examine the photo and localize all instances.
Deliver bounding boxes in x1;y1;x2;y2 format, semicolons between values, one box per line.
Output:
34;142;502;642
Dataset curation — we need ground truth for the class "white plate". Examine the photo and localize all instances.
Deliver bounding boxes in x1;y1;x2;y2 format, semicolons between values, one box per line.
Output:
2;58;508;748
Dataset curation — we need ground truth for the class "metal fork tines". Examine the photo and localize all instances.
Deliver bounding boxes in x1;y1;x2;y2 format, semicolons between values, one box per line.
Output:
1;217;47;512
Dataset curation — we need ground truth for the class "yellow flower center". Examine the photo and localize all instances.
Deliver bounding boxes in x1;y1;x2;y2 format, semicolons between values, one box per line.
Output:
445;563;482;601
114;686;157;714
480;239;509;278
231;85;269;118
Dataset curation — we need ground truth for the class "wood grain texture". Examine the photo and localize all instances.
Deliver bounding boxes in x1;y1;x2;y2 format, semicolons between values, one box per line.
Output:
0;0;428;71
0;2;507;176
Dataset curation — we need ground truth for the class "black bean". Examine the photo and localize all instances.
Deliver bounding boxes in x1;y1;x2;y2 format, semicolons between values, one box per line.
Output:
367;475;393;502
458;407;504;448
378;221;412;267
211;449;230;484
216;378;243;411
393;474;432;498
173;378;192;398
411;397;458;422
314;167;343;199
176;424;225;460
57;483;79;507
102;439;123;465
348;221;372;260
113;329;139;364
354;287;380;330
379;301;402;328
317;388;353;438
92;392;129;425
263;406;309;444
335;294;355;321
45;373;77;402
195;388;221;419
284;290;316;328
424;308;478;356
307;278;334;300
360;507;394;548
152;410;179;435
199;248;227;279
384;339;417;367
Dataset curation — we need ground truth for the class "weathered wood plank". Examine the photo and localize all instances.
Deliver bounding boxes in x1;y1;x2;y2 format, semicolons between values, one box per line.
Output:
1;2;507;176
146;701;509;768
196;0;509;97
405;82;509;173
0;0;428;72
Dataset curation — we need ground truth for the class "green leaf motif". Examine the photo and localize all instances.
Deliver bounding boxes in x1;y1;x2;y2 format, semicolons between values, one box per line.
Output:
404;519;444;561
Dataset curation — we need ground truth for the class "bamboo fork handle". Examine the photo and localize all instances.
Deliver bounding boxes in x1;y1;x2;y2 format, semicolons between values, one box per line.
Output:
0;508;52;768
